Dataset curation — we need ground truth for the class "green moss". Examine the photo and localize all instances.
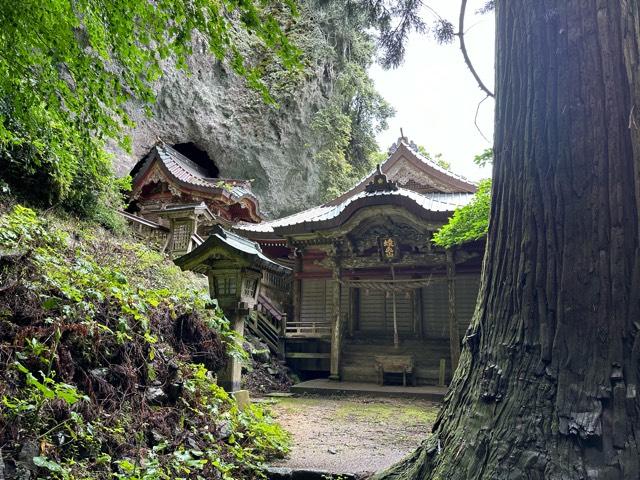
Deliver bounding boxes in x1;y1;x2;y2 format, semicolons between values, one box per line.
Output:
272;396;326;414
272;396;439;426
335;402;439;425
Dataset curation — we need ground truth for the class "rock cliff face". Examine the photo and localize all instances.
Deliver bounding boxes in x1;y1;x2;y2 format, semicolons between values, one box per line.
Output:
110;11;337;218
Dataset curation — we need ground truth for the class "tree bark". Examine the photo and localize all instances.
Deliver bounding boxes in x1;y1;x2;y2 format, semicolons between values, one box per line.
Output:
447;249;460;371
374;2;640;478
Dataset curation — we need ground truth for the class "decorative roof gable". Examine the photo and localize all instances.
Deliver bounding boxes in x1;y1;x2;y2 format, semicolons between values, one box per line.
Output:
129;143;262;223
328;137;476;206
235;137;476;238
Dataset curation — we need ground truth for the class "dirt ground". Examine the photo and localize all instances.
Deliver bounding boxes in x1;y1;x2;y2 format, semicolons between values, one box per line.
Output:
263;395;440;477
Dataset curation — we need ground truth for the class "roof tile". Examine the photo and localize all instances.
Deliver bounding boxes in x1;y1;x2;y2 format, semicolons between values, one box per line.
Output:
236;188;474;234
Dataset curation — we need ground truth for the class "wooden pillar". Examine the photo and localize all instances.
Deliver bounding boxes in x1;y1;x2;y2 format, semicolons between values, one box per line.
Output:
447;249;461;372
391;290;399;348
390;265;399;348
217;310;245;392
329;258;342;381
349;286;360;336
421;287;428;340
292;250;302;323
412;287;424;340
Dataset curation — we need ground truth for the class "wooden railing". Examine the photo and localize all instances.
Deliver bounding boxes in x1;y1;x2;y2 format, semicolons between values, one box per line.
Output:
284;321;331;339
119;211;170;250
247;294;332;356
245;295;286;354
246;310;281;353
257;294;284;322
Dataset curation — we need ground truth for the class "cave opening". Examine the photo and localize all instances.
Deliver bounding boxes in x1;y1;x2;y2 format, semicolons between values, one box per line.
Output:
172;142;220;178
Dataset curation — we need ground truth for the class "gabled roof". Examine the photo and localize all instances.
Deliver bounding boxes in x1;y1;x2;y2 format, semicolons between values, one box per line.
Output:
236;189;474;236
329;139;476;206
130;143;260;214
174;225;291;275
235;138;476;238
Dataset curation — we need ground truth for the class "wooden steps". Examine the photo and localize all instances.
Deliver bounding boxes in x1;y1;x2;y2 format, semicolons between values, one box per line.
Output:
285;352;331;359
283;338;331;372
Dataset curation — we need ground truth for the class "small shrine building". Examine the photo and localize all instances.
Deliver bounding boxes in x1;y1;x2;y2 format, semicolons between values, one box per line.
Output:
122;142;262;256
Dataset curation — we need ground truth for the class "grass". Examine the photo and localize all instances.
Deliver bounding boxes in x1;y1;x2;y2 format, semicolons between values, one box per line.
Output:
271;395;440;426
336;401;438;425
273;396;326;414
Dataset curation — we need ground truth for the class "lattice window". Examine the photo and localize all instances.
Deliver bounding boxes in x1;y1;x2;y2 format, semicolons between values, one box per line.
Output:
172;223;191;251
215;277;237;296
242;277;259;298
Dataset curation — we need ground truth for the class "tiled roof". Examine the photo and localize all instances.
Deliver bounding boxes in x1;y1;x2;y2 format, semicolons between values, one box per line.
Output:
236;188;474;234
327;139;476;206
134;143;257;202
235;137;478;237
175;225;291;274
394;140;475;186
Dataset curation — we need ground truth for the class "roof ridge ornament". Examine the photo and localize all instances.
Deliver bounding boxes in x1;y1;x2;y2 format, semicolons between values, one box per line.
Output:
365;164;399;193
388;129;419;154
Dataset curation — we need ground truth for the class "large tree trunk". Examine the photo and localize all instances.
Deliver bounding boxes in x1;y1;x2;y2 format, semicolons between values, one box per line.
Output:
374;2;640;479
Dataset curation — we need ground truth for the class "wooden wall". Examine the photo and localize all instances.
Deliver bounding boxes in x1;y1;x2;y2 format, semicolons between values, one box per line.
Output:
359;288;413;334
298;273;480;338
299;279;349;324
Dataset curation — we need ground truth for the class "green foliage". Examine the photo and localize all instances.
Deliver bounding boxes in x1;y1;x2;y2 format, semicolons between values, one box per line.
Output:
473;147;494;167
0;0;299;223
417;145;451;171
0;205;288;479
433;179;492;248
309;2;395;200
312;105;356;199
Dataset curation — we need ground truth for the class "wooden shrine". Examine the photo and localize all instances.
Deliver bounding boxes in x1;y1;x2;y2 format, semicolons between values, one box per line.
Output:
121;142;262;257
236;137;484;386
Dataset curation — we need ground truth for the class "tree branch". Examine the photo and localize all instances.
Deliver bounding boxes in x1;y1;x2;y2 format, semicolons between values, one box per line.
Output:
458;0;494;98
474;94;491;142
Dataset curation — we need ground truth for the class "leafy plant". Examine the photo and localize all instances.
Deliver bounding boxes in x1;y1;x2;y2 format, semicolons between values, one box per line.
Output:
433;178;492;248
309;2;395;200
0;0;299;223
0;205;289;479
473;148;494;167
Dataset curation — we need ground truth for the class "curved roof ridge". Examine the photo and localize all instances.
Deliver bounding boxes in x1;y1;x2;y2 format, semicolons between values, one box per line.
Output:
326;138;477;207
157;143;211;178
399;140;475;186
236;186;475;235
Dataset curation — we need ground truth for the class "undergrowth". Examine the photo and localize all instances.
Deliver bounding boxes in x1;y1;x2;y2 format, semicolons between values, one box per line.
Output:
0;202;289;479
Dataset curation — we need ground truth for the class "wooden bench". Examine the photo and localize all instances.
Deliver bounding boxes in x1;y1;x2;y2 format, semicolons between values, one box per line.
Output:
374;355;416;387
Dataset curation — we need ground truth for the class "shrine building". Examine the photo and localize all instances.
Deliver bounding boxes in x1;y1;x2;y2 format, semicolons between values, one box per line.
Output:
235;138;484;386
121;142;262;256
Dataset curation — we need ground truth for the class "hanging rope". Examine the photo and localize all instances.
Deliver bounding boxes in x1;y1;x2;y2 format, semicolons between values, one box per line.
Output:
338;276;438;292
